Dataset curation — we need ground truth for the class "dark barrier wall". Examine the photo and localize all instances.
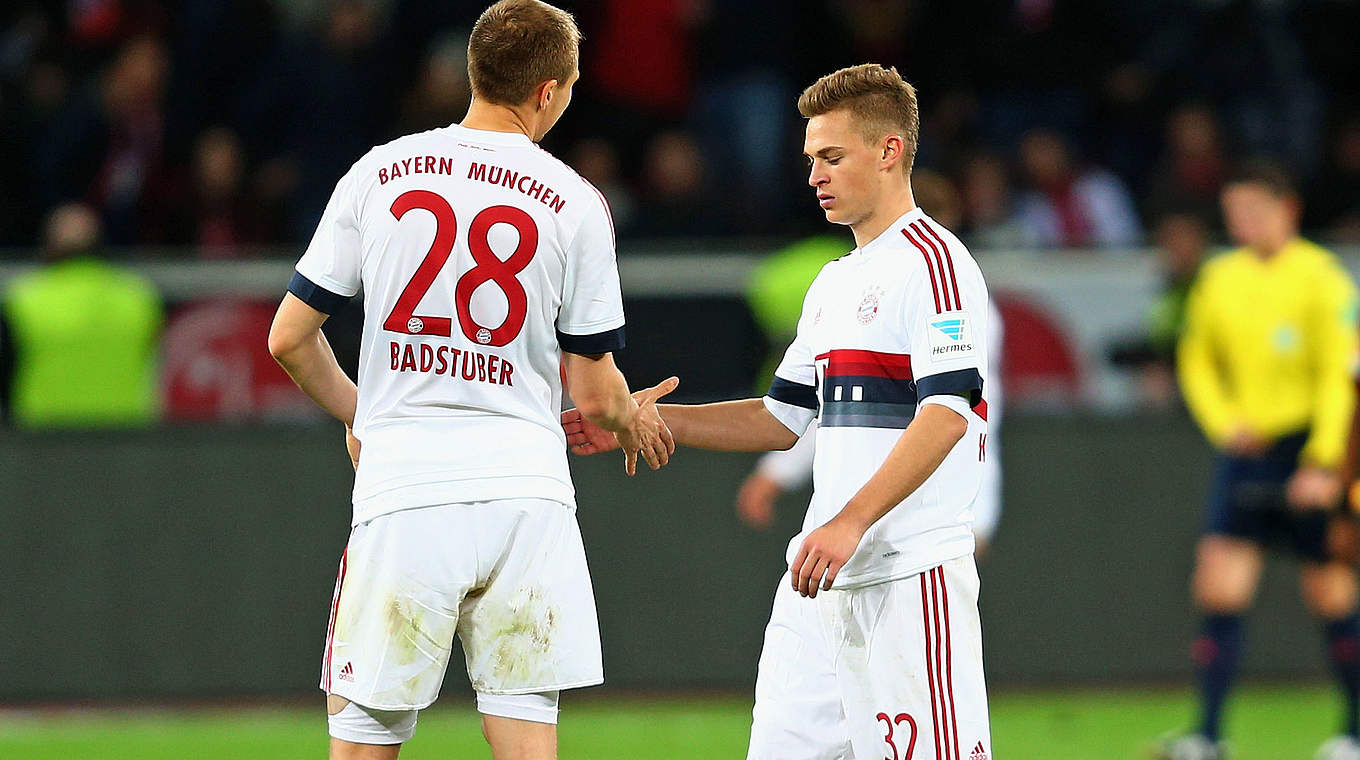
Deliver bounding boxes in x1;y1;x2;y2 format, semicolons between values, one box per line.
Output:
0;416;1326;700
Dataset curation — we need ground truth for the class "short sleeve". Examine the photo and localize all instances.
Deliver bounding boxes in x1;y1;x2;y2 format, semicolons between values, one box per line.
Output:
557;186;625;354
292;166;362;313
762;279;821;435
905;264;984;406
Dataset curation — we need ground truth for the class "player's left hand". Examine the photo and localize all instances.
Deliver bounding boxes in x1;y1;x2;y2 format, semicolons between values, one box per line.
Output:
1287;466;1342;511
790;515;867;598
561;407;619;455
345;424;361;471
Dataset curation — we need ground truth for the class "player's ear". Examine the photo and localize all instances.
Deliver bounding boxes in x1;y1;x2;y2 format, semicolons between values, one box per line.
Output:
880;135;905;170
536;79;559;111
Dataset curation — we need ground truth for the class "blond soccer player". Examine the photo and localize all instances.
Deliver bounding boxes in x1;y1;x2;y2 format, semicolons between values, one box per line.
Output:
267;2;674;758
566;64;995;760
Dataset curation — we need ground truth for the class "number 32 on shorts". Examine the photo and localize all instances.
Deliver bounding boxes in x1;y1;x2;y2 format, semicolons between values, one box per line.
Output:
877;711;917;760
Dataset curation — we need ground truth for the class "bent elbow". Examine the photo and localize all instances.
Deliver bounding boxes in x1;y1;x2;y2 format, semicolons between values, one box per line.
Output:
267;326;299;363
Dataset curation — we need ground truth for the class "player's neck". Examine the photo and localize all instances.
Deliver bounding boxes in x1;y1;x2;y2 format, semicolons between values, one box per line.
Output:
850;189;917;249
460;99;537;141
1249;233;1295;260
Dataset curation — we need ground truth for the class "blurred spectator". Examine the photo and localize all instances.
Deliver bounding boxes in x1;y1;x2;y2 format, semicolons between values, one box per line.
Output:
1015;129;1142;248
1147;104;1228;224
582;0;698;169
691;0;794;233
1308;117;1360;243
149;127;279;253
631;130;715;237
1147;210;1210;366
392;34;472;137
35;35;174;244
0;2;1355;248
1110;209;1212;408
959;152;1027;250
0;203;162;427
569;138;637;235
912;168;964;230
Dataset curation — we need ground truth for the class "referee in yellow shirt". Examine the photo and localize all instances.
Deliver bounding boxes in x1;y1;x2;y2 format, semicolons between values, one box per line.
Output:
1161;160;1360;760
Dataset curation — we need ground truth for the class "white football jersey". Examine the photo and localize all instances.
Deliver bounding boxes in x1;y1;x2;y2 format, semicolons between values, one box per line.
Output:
763;208;990;588
291;124;624;524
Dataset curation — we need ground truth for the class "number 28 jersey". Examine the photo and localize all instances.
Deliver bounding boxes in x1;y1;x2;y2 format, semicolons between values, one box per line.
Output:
290;125;624;525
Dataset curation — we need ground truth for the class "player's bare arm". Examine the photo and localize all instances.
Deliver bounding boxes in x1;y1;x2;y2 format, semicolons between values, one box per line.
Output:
563;397;798;455
268;293;358;428
562;352;677;475
790;402;967;598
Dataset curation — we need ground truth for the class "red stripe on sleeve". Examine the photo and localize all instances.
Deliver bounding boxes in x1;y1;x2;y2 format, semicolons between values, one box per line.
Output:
911;222;954;311
921;221;963;310
903;228;943;314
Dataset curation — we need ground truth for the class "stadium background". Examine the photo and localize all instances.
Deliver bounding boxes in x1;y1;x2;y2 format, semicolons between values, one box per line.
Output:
2;0;1359;757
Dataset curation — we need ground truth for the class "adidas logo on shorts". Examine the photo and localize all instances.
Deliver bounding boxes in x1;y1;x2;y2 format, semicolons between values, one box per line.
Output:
970;741;988;760
339;662;355;683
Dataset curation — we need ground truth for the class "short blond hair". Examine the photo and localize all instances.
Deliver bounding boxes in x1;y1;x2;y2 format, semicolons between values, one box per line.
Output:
468;0;581;106
798;64;920;172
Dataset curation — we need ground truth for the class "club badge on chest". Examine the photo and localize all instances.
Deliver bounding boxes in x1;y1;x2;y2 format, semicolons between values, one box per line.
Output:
857;286;885;325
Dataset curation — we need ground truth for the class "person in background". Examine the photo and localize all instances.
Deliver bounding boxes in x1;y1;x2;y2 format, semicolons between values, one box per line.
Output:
1132;209;1212;406
1164;160;1360;760
1014;128;1142;248
0;202;162;427
745;234;848;396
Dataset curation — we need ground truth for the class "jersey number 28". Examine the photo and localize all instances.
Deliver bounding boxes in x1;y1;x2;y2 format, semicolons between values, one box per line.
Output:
382;189;538;347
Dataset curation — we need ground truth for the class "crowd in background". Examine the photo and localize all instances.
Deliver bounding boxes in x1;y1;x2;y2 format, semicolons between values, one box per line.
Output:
1;0;1358;254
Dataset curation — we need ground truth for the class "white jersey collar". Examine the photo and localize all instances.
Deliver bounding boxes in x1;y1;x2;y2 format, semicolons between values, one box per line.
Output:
854;206;927;258
446;123;534;148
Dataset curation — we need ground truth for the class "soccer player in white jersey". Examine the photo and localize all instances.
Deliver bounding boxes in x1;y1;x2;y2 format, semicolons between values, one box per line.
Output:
737;300;1005;556
564;63;994;760
266;2;675;758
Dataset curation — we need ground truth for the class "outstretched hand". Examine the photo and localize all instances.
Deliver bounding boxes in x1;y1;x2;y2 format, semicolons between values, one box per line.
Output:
617;376;680;475
561;377;679;474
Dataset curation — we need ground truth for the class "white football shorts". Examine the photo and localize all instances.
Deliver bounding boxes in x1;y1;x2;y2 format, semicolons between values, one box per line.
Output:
320;498;604;711
748;554;992;760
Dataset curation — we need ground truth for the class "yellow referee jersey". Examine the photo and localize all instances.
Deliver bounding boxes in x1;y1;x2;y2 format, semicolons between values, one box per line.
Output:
1177;238;1359;467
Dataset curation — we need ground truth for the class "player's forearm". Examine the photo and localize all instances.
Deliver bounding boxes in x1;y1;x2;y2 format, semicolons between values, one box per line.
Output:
660;398;799;452
563;352;637;432
834;403;967;532
271;330;358;426
1176;342;1236;446
1303;375;1354;469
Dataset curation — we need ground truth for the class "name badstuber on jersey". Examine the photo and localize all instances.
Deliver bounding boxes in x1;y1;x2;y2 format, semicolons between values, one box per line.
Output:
288;124;625;526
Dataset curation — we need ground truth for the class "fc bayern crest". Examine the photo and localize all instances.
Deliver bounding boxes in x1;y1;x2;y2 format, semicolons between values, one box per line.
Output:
857;287;883;324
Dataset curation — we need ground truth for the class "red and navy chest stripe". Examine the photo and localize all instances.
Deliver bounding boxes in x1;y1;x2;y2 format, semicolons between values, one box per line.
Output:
817;349;918;429
813;349;988;429
902;219;962;315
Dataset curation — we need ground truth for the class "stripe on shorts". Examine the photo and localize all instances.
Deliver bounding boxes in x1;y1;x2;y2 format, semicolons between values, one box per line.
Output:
934;567;961;760
323;547;348;691
929;568;952;759
941;568;962;760
921;571;943;759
